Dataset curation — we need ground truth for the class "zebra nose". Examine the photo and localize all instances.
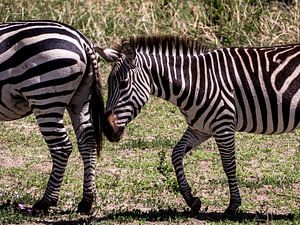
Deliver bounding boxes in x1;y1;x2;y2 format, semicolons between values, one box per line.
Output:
103;110;124;142
107;111;117;128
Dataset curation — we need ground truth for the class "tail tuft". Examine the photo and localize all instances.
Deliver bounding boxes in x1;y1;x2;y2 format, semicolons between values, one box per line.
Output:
88;45;105;158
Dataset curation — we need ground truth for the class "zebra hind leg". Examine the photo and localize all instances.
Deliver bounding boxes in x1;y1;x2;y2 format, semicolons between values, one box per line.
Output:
67;82;97;214
32;109;72;213
214;130;242;215
33;149;72;213
172;128;210;214
67;106;97;214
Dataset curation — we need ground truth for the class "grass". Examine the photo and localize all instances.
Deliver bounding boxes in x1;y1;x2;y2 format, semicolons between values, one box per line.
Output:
0;0;299;224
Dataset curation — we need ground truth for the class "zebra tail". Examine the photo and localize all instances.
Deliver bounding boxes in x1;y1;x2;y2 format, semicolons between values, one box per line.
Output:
89;45;105;158
91;77;104;158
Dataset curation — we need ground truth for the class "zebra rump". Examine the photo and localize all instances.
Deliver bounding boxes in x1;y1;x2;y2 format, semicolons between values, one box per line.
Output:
0;20;104;214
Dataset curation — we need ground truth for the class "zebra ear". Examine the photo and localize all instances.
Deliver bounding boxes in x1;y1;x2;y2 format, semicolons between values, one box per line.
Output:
121;41;136;62
94;45;120;62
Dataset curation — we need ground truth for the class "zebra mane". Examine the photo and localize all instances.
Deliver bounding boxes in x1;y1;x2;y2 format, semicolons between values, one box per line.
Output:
117;35;211;55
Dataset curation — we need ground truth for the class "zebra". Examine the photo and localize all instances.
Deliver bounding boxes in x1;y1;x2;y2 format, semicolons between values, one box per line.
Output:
96;36;300;214
0;20;104;214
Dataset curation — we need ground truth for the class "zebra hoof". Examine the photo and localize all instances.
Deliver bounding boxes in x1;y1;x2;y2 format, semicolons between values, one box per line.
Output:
224;199;242;215
77;199;93;214
32;198;57;214
224;207;235;215
188;197;201;214
224;206;240;215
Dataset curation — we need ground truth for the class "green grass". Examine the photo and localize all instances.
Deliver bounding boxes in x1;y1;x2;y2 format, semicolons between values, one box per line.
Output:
0;0;299;224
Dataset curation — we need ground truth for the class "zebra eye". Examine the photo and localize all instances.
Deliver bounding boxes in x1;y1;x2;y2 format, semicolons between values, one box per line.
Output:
119;79;129;89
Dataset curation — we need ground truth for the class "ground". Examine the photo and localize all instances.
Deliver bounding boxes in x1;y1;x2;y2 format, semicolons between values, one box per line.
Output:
0;99;299;224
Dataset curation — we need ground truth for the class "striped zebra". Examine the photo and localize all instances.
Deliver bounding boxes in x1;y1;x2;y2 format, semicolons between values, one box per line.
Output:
96;36;300;214
0;20;104;214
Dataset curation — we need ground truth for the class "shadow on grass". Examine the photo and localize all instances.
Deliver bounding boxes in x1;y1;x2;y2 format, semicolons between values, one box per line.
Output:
94;208;295;223
0;201;296;224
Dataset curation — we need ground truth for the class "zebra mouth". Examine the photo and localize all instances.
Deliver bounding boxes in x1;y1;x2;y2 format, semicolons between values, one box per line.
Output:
111;126;125;142
103;110;125;142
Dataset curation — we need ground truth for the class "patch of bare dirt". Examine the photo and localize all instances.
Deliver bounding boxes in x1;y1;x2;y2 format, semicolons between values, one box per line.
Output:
0;145;25;169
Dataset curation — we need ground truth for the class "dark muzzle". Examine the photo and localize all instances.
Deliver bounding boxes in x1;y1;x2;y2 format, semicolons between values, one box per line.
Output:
103;110;125;142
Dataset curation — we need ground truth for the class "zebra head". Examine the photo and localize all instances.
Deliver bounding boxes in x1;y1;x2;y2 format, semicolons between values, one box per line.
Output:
96;42;151;142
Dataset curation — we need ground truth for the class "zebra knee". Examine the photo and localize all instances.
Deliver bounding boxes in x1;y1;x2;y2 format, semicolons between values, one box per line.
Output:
171;147;184;165
49;144;73;160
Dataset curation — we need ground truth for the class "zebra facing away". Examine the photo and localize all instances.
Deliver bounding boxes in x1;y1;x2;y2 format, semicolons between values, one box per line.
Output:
0;21;104;214
96;36;300;214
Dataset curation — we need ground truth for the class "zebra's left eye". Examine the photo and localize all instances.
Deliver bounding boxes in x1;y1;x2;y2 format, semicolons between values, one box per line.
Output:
119;79;129;89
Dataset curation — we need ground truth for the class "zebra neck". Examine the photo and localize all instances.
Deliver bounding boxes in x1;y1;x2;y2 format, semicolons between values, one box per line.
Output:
141;53;199;109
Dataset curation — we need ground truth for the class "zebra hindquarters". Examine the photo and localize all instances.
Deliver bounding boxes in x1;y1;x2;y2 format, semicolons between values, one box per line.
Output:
26;58;87;213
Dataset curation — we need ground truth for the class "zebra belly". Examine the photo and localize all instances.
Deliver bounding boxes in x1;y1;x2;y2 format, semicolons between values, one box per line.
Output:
234;101;300;135
184;98;300;136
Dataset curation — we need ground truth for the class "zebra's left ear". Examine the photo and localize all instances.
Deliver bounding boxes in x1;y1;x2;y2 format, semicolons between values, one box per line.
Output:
94;45;120;62
121;41;136;62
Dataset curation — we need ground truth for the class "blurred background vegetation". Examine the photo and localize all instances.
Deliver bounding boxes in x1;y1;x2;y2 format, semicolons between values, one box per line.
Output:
0;0;299;48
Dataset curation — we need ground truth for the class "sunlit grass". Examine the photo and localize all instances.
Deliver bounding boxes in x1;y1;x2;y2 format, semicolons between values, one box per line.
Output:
0;0;299;224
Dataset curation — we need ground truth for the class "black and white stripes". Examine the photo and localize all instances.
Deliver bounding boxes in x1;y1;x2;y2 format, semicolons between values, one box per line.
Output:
0;20;104;213
98;36;299;214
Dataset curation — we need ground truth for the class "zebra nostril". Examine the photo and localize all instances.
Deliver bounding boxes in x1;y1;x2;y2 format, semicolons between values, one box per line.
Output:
107;112;117;129
103;110;125;142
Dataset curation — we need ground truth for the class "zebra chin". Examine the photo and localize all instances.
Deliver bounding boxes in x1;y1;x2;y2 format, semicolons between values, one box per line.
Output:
105;126;125;142
103;110;125;142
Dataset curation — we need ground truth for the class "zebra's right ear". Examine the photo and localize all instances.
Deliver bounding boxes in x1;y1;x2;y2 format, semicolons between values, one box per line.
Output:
121;41;136;62
94;46;120;62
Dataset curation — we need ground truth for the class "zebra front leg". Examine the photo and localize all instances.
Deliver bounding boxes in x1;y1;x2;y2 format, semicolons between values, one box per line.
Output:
214;130;241;214
33;111;72;213
172;128;210;213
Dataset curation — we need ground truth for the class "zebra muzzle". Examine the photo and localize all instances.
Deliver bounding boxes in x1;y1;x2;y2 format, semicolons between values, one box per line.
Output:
103;110;125;142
